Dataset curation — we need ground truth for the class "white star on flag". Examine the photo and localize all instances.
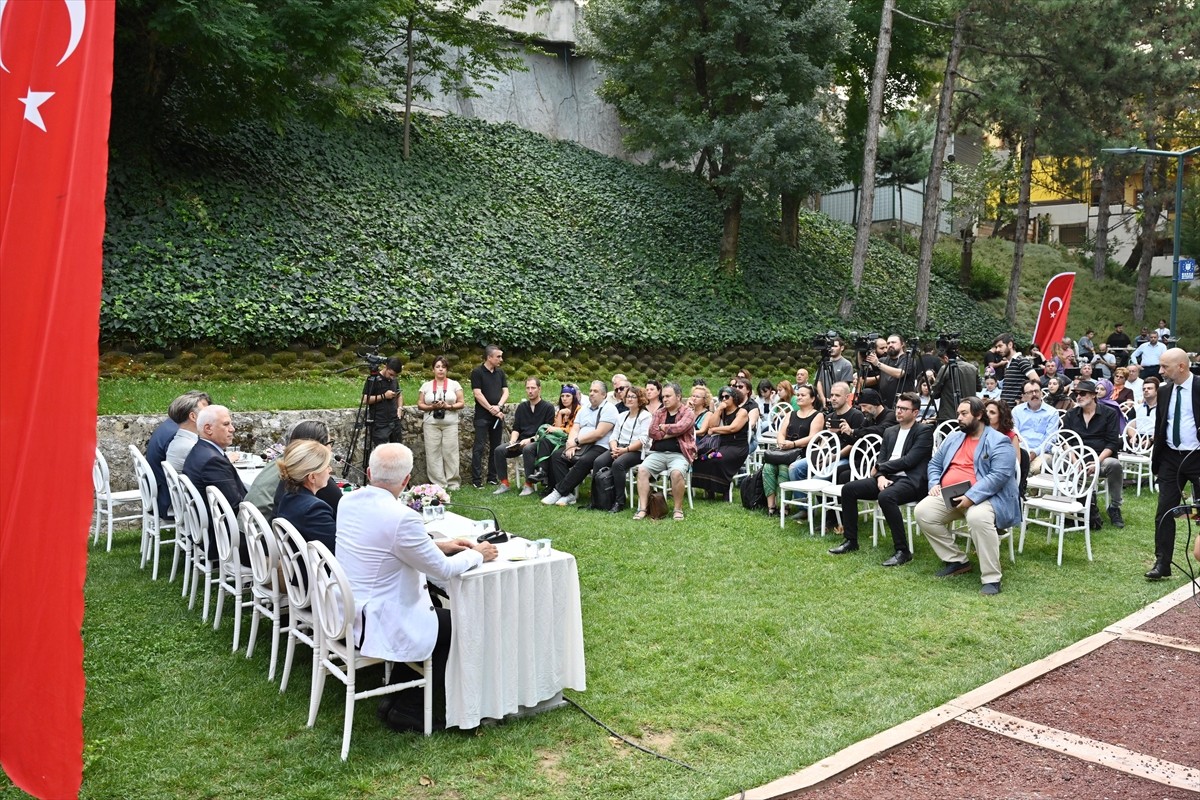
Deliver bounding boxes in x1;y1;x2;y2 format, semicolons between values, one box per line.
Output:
19;89;55;131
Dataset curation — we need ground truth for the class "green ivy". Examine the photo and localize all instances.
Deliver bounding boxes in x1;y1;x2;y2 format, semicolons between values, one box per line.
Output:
102;113;1010;351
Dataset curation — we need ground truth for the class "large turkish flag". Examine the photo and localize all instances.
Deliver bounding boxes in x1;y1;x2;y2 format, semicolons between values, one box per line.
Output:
1;1;115;797
1031;271;1076;358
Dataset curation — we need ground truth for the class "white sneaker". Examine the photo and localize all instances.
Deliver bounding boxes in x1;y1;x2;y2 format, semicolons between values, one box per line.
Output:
541;490;562;505
492;483;510;495
555;493;577;506
518;485;536;497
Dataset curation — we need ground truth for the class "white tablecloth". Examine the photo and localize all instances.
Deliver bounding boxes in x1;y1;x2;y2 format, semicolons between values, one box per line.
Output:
427;513;586;729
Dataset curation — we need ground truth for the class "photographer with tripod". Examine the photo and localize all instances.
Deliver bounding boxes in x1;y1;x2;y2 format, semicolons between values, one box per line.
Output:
863;333;911;408
364;357;405;448
929;333;980;422
813;334;855;406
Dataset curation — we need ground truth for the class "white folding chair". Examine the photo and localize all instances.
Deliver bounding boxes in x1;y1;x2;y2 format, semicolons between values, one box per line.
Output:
92;448;142;551
1026;430;1085;497
629;463;694;509
129;445;176;580
179;475;217;621
932;419;959;450
273;517;318;694
161;463;192;594
1118;430;1155;496
838;434;882;534
778;429;841;534
306;541;432;760
241;503;289;680
1019;444;1100;565
209;488;254;651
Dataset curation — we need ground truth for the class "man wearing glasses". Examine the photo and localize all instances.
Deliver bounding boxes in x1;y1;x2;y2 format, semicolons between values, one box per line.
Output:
1060;379;1124;529
829;393;933;565
609;374;632;414
1011;380;1059;475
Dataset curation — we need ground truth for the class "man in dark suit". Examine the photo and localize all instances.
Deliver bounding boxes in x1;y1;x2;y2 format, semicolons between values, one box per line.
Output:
145;390;211;519
1147;348;1199;580
183;404;245;558
829;392;934;566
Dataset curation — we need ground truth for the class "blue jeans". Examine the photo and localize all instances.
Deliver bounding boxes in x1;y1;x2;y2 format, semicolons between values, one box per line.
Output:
787;457;848;482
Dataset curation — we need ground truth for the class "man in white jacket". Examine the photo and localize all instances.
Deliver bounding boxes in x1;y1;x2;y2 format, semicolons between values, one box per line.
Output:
336;443;497;731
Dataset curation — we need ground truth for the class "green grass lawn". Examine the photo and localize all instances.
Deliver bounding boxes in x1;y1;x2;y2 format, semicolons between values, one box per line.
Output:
3;488;1183;800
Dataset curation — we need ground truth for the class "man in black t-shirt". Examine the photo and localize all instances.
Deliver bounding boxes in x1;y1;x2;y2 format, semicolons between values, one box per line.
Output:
1106;323;1132;367
469;344;509;487
994;334;1038;409
493;377;555;495
363;357;404;450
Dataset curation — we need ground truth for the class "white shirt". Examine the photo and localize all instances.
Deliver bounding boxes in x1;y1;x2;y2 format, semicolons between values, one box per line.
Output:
336;486;483;661
1165;375;1198;451
419;378;463;423
166;428;199;471
1126;377;1144;398
887;426;911;461
574;400;620;449
611;408;651;453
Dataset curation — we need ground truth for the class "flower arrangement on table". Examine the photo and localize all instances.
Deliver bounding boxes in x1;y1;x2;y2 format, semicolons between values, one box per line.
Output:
406;484;451;512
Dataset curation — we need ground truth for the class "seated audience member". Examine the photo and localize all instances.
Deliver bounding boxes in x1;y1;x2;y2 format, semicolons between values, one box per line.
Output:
761;385;825;516
985;398;1027;494
733;376;761;451
274;440;336;553
1147;348;1199;580
1012;380;1059;474
1071;361;1095;392
166;392;214;471
1095;378;1128;436
1059;348;1078;372
1154;318;1171;342
1040;359;1061;387
182;404;244;557
1044;376;1071;410
776;380;797;410
1125;363;1144;399
689;384;713;431
829;393;933;565
917;381;937;420
1125;377;1159;441
542;381;618;507
853;388;896;442
644;380;664;415
527;384;580;485
1061;379;1124;530
146;390;211;519
756;379;777;420
915;398;1020;596
336;443;496;732
635;382;696;520
1090;342;1115;379
247;420;343;519
786;381;863;495
1112;367;1135;406
592;385;651;512
793;367;810;395
1077;329;1096;362
608;373;631;411
693;387;750;499
980;376;1001;401
493;377;556;496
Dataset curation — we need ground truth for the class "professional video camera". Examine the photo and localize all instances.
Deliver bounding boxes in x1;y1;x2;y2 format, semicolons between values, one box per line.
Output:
811;330;840;359
936;332;962;360
362;351;388;367
852;331;882;356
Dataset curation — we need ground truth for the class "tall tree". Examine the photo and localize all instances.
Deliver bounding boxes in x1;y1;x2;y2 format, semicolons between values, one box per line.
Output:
876;110;934;251
582;0;850;271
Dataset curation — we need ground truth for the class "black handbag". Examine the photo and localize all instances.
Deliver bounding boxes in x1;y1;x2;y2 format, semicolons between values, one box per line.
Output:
763;447;801;466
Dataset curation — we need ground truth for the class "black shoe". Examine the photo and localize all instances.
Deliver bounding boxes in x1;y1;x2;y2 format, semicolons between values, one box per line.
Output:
527;470;546;484
1107;506;1125;528
487;479;499;486
1145;560;1172;580
471;482;483;490
935;560;973;578
827;540;859;555
882;550;912;567
980;582;1001;596
608;504;623;514
1089;514;1103;531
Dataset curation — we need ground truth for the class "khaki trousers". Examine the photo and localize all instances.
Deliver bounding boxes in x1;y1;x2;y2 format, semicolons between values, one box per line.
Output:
915;494;1003;585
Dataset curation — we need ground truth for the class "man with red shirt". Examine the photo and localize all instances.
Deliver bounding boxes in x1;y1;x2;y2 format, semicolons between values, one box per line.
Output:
914;398;1020;595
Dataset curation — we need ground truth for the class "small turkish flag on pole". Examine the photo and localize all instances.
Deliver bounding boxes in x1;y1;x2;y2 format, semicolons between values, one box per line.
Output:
1;1;115;798
1031;271;1076;357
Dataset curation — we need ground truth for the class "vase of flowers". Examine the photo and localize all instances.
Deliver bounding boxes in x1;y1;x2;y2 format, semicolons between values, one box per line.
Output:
406;484;451;513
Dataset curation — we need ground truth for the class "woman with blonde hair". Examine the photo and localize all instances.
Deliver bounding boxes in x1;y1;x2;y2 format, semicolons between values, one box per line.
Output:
274;439;337;552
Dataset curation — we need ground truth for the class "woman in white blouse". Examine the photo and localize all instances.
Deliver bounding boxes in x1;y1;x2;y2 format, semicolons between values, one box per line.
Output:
591;385;651;512
417;356;465;490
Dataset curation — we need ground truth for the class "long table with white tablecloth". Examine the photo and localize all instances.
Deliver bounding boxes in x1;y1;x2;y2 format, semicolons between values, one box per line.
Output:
425;512;586;730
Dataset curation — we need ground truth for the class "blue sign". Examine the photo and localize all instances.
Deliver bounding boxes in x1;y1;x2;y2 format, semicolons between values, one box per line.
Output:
1180;257;1197;281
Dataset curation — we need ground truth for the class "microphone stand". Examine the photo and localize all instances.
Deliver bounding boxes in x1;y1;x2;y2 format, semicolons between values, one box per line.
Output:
441;502;508;542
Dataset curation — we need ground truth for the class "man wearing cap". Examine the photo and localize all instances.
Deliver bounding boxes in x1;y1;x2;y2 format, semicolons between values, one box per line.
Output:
1061;379;1124;529
829;392;932;564
1146;348;1200;580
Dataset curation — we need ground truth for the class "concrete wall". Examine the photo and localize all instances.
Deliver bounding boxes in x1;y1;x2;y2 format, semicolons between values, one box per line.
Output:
98;406;521;492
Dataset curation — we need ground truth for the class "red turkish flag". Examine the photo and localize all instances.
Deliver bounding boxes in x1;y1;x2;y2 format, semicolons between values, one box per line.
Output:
1;1;115;797
1032;271;1075;357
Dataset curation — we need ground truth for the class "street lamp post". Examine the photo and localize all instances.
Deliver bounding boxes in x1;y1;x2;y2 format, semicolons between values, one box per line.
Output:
1102;144;1199;336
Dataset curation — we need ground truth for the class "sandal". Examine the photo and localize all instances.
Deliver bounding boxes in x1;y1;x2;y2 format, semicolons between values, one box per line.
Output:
673;510;685;521
632;510;647;520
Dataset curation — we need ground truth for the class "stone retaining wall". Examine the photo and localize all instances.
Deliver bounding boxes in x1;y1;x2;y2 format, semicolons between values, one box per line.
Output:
97;406;517;491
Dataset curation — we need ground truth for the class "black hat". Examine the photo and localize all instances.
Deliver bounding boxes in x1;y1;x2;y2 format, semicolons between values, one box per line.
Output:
1074;379;1098;394
858;388;884;406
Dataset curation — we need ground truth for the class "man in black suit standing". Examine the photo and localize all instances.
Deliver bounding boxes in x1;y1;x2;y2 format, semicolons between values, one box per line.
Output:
183;404;245;557
1147;348;1199;580
828;393;934;566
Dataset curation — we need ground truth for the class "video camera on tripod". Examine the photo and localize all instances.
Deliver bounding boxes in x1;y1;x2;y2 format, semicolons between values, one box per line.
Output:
936;332;962;361
852;331;882;357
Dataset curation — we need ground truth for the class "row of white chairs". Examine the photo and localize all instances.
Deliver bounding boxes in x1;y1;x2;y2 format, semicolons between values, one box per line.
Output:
95;445;431;759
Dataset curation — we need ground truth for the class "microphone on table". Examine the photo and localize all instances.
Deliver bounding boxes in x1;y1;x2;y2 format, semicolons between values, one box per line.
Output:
333;454;368;486
441;502;509;543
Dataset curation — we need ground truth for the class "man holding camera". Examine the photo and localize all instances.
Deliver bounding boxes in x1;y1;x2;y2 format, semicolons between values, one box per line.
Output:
929;348;980;422
816;337;855;405
863;333;910;408
364;357;404;450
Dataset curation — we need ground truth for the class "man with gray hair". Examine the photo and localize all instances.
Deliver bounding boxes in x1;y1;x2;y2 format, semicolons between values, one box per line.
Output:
636;382;695;520
166;392;213;471
543;380;618;506
145;389;210;519
336;443;497;731
183;404;244;557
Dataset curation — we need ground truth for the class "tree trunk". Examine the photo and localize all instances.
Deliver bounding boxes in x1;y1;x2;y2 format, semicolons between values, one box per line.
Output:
781;191;800;248
840;0;895;320
1133;151;1163;323
960;228;975;287
402;16;415;161
1005;130;1036;326
1092;164;1117;280
720;192;742;273
915;12;965;330
896;185;905;252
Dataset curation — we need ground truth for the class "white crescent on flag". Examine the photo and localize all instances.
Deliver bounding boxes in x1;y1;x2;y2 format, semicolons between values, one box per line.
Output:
0;0;87;72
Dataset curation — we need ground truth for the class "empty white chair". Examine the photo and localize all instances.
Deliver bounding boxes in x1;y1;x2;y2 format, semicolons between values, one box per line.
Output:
179;475;218;621
209;488;254;651
778;429;841;533
1020;444;1100;565
92;448;142;551
273;518;319;694
306;540;431;759
129;445;177;580
160;463;192;595
241;503;289;680
1118;430;1155;496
